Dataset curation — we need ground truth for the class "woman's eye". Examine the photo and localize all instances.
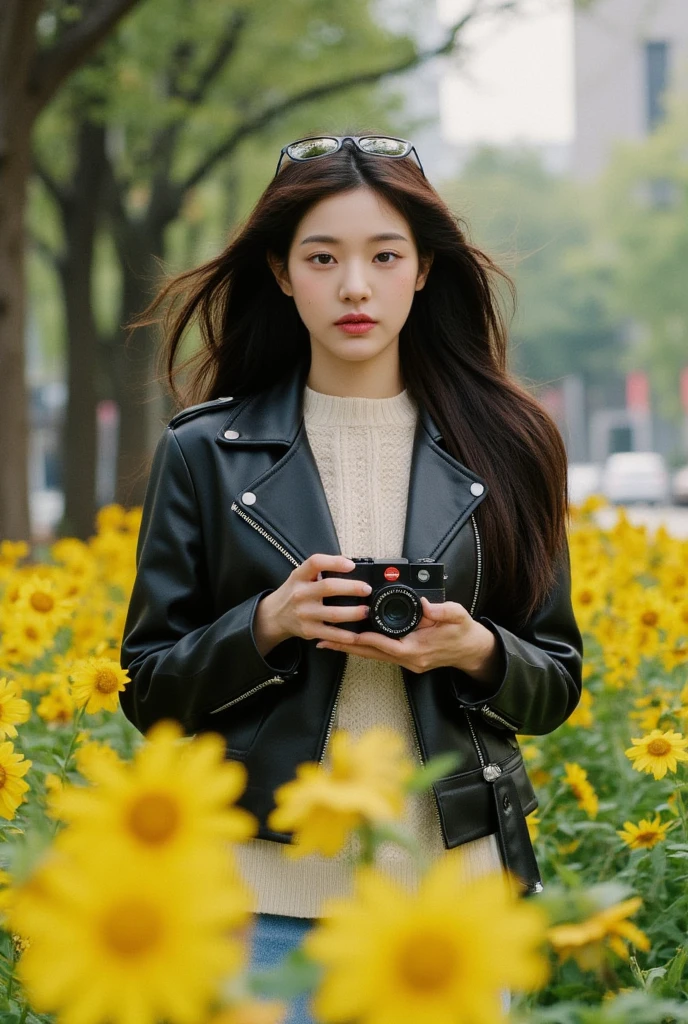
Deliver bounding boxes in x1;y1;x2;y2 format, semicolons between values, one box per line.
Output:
308;251;399;265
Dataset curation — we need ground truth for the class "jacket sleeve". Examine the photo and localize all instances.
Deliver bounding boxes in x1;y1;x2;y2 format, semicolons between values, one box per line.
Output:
119;425;303;736
452;537;583;736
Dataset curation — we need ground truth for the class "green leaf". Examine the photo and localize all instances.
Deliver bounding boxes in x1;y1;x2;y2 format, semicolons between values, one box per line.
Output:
248;946;322;1001
406;751;461;793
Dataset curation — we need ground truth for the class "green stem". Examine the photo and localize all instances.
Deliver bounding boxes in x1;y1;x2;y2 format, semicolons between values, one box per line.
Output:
674;781;688;844
358;822;376;866
58;705;86;786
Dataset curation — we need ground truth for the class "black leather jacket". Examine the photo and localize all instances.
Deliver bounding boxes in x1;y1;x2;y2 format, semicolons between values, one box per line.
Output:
119;364;583;895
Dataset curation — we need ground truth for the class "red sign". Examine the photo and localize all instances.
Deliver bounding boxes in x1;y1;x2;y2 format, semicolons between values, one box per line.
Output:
626;371;650;412
383;566;400;582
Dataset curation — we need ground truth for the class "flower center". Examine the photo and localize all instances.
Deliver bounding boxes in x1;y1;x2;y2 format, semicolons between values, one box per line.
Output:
100;899;162;958
636;831;658;847
640;610;659;627
579;590;593;605
397;931;457;992
128;793;181;845
0;766;6;789
30;592;54;613
94;668;119;694
647;738;671;757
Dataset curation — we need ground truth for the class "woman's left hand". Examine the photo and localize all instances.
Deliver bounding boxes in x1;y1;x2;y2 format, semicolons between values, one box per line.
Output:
315;597;502;681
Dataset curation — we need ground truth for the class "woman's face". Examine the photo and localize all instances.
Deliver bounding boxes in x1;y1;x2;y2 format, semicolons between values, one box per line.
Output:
268;186;431;371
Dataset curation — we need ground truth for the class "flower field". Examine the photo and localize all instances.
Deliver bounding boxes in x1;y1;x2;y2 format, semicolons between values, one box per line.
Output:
0;497;686;1023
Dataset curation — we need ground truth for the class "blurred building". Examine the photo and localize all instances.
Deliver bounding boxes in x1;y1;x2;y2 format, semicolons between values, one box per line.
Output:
572;0;688;181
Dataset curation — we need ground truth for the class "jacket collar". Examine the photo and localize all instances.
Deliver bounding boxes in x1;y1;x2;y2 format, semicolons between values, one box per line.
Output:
214;364;488;563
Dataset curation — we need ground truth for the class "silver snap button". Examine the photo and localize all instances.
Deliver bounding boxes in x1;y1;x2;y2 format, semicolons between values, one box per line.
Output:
242;491;257;505
470;482;484;496
224;429;240;439
217;396;234;402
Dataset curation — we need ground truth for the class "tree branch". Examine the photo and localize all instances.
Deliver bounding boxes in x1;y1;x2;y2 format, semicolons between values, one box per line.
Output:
180;0;517;194
29;231;63;272
29;0;143;113
176;9;247;106
32;152;68;209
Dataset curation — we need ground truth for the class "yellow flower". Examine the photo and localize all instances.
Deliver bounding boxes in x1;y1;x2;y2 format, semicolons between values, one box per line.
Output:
625;729;688;780
304;853;548;1024
556;839;581;856
0;677;31;739
69;656;130;714
268;727;414;858
0;741;32;819
44;773;65;820
36;684;75;726
547;896;650;971
617;814;672;850
207;1001;287;1024
563;763;599;818
55;720;256;865
567;689;593;729
526;810;540;842
10;849;250;1024
74;739;122;783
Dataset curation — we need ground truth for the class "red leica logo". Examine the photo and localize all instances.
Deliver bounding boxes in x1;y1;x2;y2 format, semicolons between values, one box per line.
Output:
383;566;400;581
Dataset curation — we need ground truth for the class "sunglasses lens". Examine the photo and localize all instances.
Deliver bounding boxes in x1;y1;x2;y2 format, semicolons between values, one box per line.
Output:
287;137;340;160
358;136;410;156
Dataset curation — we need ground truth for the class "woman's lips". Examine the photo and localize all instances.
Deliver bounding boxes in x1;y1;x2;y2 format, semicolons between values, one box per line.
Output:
336;321;377;335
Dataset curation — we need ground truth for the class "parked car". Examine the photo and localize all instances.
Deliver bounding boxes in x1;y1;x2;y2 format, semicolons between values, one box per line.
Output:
568;462;604;505
602;451;671;505
672;464;688;506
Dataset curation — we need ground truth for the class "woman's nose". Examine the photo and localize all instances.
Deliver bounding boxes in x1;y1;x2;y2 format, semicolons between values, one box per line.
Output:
338;263;372;302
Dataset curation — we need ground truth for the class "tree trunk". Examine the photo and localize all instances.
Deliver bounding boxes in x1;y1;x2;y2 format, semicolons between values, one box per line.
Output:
59;119;109;540
0;126;32;541
113;224;166;508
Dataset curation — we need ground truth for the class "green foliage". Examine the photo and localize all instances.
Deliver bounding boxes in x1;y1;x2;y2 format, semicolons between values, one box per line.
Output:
595;91;688;420
441;147;623;385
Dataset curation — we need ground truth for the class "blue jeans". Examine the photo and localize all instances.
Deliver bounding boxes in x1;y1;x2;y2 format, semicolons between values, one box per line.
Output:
248;912;317;1024
247;911;511;1022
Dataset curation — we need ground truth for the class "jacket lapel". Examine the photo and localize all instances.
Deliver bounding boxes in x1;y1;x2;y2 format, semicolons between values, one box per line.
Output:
214;365;488;564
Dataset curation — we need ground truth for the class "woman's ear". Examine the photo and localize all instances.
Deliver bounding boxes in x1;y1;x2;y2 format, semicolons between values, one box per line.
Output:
267;251;293;296
415;252;434;291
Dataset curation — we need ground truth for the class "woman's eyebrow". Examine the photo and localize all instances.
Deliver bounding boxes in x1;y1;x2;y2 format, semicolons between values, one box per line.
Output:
299;232;409;245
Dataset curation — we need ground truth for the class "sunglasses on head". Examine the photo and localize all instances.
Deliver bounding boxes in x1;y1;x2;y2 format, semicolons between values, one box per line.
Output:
274;134;426;179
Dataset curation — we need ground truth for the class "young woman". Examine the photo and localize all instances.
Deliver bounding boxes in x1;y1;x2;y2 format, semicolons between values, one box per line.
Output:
119;133;583;1022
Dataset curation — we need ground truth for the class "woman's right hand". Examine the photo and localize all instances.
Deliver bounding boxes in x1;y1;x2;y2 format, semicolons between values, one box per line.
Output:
254;554;373;654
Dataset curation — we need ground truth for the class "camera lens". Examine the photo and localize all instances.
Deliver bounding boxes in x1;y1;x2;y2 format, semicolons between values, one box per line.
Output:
371;585;422;637
382;596;411;625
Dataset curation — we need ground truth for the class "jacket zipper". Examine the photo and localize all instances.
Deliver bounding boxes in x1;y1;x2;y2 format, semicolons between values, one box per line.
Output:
209;504;303;714
210;675;285;714
469;512;482;616
480;705;519;730
318;651;349;764
468;513;519;733
464;707;503;782
465;515;503;777
231;502;301;568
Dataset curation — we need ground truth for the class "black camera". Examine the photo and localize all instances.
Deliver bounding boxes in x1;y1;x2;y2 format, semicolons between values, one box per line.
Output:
321;557;446;638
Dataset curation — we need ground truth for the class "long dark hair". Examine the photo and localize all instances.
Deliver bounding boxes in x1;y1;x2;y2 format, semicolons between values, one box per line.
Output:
130;135;570;628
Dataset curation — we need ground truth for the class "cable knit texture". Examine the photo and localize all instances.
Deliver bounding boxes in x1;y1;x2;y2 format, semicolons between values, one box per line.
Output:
233;384;502;916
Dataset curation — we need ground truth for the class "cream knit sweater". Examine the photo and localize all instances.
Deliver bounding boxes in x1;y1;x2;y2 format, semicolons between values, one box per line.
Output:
232;384;502;917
